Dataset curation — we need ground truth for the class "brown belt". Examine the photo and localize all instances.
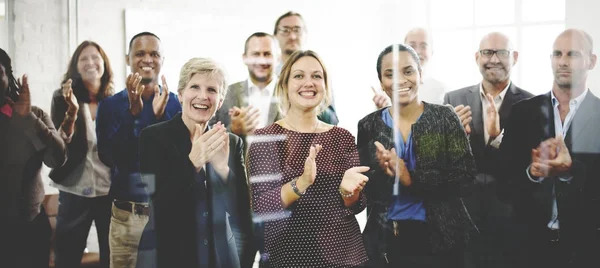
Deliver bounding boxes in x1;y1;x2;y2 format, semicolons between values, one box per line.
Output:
114;200;149;216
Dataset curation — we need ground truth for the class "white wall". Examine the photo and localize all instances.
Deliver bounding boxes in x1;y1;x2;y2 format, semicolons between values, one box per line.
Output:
566;0;600;96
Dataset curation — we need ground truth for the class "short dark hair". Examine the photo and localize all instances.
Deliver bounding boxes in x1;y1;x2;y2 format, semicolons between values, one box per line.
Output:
244;32;275;55
128;31;161;55
273;11;304;35
0;48;20;107
376;44;422;82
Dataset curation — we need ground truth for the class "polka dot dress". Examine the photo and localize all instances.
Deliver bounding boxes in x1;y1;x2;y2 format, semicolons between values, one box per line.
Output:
248;124;368;268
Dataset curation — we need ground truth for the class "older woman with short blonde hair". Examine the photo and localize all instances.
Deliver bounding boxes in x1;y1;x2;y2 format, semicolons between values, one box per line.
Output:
138;57;251;268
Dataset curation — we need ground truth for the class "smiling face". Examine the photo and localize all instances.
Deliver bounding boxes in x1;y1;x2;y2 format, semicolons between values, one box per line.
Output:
77;45;104;84
179;73;224;125
380;51;422;106
126;35;164;85
286;56;326;112
244;36;277;83
476;33;517;85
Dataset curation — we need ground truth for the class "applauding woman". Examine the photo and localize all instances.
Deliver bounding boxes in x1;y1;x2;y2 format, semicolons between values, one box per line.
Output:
248;50;369;268
138;58;250;268
358;44;477;268
50;41;114;268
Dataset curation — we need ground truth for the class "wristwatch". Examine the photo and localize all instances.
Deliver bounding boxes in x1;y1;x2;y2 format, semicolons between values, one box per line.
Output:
291;178;305;197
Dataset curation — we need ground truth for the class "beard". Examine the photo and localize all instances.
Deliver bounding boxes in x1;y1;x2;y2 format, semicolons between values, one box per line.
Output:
140;77;154;85
249;69;271;83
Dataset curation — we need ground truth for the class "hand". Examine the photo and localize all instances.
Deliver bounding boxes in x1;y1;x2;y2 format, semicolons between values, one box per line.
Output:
188;123;228;173
374;141;411;186
6;74;32;117
340;166;370;195
484;93;500;138
152;75;170;119
230;105;260;136
210;122;230;177
371;86;390;109
62;79;79;115
448;104;472;135
530;136;572;177
126;73;145;116
297;144;322;187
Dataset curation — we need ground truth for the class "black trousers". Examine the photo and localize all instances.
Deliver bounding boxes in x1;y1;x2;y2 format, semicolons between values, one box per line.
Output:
19;206;52;268
54;191;112;268
384;220;464;268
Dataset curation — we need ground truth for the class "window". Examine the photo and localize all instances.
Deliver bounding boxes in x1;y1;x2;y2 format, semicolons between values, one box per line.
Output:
426;0;565;95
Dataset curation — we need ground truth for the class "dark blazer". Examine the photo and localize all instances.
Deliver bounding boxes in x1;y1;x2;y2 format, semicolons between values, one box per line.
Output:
444;83;533;175
49;88;88;184
137;113;252;268
358;103;477;267
500;91;600;266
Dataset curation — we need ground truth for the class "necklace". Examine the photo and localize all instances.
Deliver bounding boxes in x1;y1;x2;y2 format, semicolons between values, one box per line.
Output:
285;118;319;133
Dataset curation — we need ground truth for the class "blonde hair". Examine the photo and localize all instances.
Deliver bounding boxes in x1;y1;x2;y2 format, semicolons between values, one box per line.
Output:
177;57;228;99
275;50;331;115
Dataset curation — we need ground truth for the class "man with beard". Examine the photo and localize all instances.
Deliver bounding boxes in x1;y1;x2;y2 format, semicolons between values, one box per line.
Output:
444;32;533;268
500;28;600;268
273;11;339;125
210;31;279;267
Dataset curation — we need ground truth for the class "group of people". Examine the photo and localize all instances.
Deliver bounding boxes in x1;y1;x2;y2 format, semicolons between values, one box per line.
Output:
1;9;599;268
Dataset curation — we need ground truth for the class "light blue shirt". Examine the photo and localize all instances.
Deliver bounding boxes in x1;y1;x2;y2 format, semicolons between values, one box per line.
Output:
526;89;588;230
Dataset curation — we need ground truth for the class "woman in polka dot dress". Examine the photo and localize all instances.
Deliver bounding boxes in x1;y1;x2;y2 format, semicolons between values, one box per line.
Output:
247;50;369;268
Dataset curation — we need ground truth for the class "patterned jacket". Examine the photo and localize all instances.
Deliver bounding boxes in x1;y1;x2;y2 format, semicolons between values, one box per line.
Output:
357;103;478;266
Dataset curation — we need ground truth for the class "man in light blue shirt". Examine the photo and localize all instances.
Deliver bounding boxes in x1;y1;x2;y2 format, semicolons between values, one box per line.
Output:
500;28;600;268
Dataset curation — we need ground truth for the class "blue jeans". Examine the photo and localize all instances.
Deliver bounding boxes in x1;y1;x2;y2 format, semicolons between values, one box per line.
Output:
54;191;112;268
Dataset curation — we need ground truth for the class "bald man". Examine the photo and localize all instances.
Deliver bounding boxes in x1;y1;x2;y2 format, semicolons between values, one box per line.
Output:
372;27;447;108
444;32;533;268
499;28;600;268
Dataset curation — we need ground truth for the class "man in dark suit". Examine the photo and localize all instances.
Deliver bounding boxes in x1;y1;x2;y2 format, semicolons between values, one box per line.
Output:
500;28;600;268
444;32;533;268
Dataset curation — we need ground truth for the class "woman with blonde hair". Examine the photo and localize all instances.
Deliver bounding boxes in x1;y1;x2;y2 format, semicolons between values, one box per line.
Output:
248;50;369;267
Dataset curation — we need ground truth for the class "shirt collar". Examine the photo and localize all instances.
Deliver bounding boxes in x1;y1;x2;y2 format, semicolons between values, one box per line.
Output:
479;81;511;101
551;88;588;109
248;77;276;96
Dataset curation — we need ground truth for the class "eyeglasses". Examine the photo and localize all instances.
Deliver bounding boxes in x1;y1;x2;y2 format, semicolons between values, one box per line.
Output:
278;26;303;37
479;49;511;58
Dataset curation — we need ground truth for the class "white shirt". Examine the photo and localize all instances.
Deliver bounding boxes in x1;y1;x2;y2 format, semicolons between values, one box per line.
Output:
526;89;588;230
479;82;510;145
419;76;447;105
53;103;111;197
247;78;276;129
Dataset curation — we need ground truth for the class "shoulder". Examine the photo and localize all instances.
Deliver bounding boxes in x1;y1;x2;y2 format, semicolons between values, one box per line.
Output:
511;84;535;98
329;126;355;141
358;109;384;126
52;88;63;99
99;89;127;106
512;93;548;110
31;105;46;116
444;85;476;99
424;102;455;118
140;117;172;138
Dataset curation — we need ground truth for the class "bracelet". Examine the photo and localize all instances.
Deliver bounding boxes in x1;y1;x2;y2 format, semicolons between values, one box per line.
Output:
291;178;305;197
339;188;354;198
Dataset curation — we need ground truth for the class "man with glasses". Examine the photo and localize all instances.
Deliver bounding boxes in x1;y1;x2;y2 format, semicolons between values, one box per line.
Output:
444;32;533;268
273;11;339;125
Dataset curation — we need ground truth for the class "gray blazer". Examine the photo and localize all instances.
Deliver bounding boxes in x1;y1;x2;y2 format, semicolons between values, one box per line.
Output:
210;80;281;134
